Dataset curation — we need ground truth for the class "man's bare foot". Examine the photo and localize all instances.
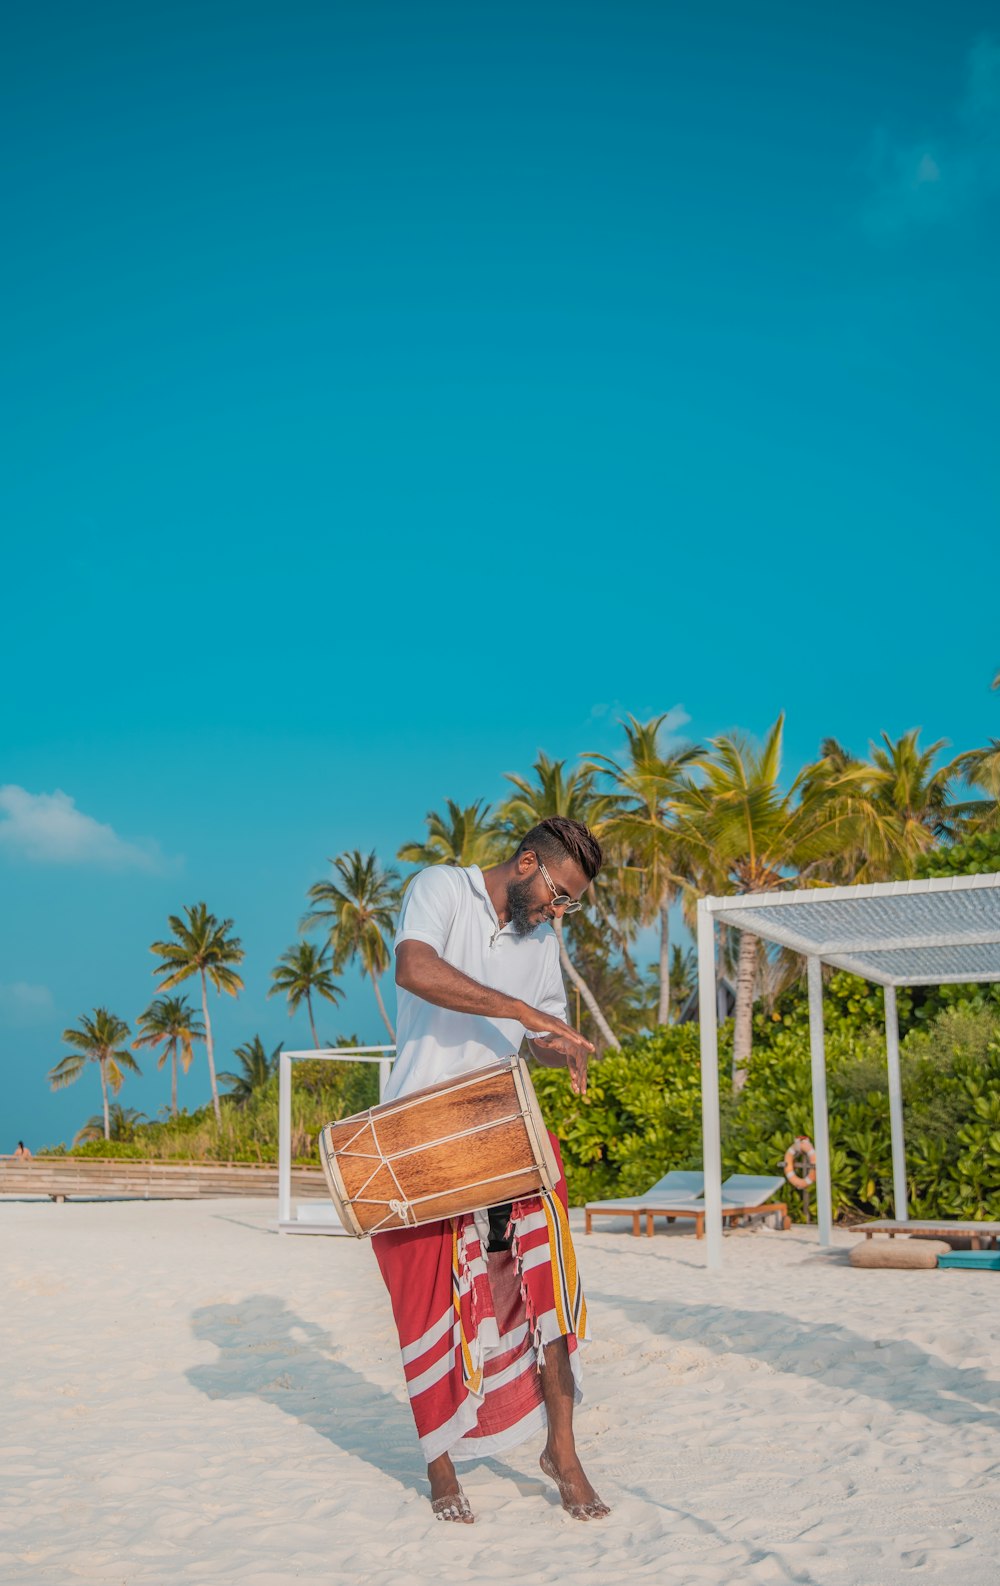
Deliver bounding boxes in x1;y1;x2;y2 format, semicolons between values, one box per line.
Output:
428;1452;474;1523
539;1447;610;1521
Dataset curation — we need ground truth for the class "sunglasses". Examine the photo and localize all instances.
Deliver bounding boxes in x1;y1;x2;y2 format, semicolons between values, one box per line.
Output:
538;859;583;914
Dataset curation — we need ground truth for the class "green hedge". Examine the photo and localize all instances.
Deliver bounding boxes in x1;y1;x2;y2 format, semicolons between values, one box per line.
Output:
533;983;1000;1221
53;1061;379;1165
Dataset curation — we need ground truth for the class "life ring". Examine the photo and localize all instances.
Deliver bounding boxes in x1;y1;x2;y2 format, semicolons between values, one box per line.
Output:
783;1135;816;1190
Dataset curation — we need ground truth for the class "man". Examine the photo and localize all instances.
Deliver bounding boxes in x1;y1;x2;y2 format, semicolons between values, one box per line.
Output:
374;815;610;1524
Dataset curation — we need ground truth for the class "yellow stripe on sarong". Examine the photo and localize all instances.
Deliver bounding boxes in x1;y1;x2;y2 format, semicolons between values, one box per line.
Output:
541;1193;588;1342
452;1223;483;1394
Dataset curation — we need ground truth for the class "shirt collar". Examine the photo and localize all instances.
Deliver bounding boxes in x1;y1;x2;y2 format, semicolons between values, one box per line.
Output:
463;864;498;920
463;864;553;942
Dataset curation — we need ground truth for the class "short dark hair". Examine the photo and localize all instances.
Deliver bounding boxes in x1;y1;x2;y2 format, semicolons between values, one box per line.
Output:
515;817;603;883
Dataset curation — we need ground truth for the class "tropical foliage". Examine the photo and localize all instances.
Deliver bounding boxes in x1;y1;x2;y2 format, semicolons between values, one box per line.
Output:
218;1035;282;1104
269;941;342;1048
586;716;701;1027
48;1009;140;1141
398;799;505;870
671;715;864;1084
44;700;999;1209
303;850;400;1041
74;1104;148;1145
61;1042;378;1164
132;995;204;1117
532;987;1000;1219
150;904;244;1124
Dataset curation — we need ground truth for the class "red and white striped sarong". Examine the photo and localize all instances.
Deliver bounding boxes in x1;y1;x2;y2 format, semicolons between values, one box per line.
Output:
373;1134;588;1463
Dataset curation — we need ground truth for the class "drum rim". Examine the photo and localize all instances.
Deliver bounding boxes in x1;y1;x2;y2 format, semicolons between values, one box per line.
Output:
510;1057;560;1191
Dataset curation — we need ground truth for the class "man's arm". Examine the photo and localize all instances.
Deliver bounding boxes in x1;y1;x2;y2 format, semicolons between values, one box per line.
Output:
395;939;593;1090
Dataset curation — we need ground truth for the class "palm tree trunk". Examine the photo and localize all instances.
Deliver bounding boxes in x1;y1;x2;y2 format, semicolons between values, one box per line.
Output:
306;992;320;1050
100;1058;110;1140
732;929;758;1091
371;971;396;1041
170;1044;178;1117
201;970;222;1124
657;893;671;1027
554;919;619;1049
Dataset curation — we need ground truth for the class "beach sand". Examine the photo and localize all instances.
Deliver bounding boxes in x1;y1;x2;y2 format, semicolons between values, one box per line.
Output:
2;1196;998;1586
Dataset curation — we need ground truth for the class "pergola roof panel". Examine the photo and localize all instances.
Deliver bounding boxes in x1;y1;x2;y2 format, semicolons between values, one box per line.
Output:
707;873;1000;986
829;942;1000;985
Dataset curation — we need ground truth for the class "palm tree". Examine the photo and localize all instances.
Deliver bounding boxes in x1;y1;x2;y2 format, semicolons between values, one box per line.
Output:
674;715;859;1088
149;904;245;1124
303;851;400;1041
132;995;205;1118
808;731;965;880
499;753;620;1048
398;798;506;872
48;1009;140;1140
664;943;697;1020
74;1104;148;1145
586;714;702;1026
953;740;1000;832
269;941;342;1048
218;1035;281;1104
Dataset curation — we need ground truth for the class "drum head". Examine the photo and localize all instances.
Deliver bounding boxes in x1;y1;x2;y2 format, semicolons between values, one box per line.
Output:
319;1124;365;1237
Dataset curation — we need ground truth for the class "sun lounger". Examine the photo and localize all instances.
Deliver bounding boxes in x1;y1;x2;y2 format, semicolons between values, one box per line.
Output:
719;1174;786;1208
583;1171;704;1238
585;1172;789;1238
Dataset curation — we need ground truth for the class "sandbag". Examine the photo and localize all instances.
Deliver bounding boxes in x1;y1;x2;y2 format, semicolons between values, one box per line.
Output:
849;1237;951;1270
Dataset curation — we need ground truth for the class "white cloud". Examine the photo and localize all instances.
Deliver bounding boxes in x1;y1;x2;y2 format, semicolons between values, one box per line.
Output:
0;981;55;1027
0;785;167;872
865;34;1000;233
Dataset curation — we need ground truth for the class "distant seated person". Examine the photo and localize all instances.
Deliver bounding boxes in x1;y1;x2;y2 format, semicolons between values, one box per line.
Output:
13;1140;32;1160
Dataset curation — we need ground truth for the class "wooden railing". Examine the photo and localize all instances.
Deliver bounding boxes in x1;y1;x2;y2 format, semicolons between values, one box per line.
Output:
0;1156;329;1201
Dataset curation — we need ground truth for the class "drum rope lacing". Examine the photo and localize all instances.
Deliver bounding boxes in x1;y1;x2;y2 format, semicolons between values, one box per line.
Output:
331;1104;534;1233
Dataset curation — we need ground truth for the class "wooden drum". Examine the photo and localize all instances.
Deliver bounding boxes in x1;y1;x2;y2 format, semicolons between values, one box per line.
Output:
318;1055;559;1238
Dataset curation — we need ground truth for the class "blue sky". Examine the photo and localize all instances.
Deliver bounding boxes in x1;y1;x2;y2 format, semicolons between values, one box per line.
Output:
2;1;997;1146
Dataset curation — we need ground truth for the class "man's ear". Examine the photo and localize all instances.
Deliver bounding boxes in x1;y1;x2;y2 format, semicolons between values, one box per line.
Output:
516;848;537;875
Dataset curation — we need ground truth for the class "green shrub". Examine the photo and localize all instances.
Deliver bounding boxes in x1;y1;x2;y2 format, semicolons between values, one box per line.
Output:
535;990;1000;1222
532;1023;718;1206
58;1060;379;1166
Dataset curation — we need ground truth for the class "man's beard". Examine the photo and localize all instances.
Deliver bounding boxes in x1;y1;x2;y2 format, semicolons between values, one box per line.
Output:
506;874;545;938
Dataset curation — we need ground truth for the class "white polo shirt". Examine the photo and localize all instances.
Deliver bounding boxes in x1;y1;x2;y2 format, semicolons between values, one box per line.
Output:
384;863;568;1101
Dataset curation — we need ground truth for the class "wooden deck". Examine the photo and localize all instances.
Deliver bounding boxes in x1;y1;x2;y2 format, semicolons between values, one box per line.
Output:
0;1157;328;1201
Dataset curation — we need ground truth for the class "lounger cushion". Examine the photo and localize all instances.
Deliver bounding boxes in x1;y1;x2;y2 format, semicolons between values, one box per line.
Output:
585;1200;701;1214
849;1238;951;1270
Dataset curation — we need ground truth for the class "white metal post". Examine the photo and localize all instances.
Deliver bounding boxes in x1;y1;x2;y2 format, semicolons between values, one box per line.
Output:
696;899;723;1270
278;1050;293;1228
884;984;908;1221
806;957;833;1247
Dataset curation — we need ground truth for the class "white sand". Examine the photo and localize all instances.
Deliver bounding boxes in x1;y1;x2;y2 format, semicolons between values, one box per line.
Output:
2;1197;998;1586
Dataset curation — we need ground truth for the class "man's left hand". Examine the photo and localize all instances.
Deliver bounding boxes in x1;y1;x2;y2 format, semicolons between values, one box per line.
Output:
531;1033;590;1096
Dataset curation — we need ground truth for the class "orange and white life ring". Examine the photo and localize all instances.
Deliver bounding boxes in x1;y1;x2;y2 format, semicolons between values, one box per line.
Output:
783;1135;816;1190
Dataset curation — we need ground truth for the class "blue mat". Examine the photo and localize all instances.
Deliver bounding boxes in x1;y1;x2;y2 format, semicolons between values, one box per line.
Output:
937;1250;1000;1270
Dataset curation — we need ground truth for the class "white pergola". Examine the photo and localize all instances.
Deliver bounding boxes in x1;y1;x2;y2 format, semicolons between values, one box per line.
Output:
277;1045;395;1234
696;872;1000;1270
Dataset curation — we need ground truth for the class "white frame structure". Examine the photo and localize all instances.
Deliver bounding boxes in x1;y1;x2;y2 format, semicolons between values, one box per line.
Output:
697;873;1000;1270
278;1045;395;1234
